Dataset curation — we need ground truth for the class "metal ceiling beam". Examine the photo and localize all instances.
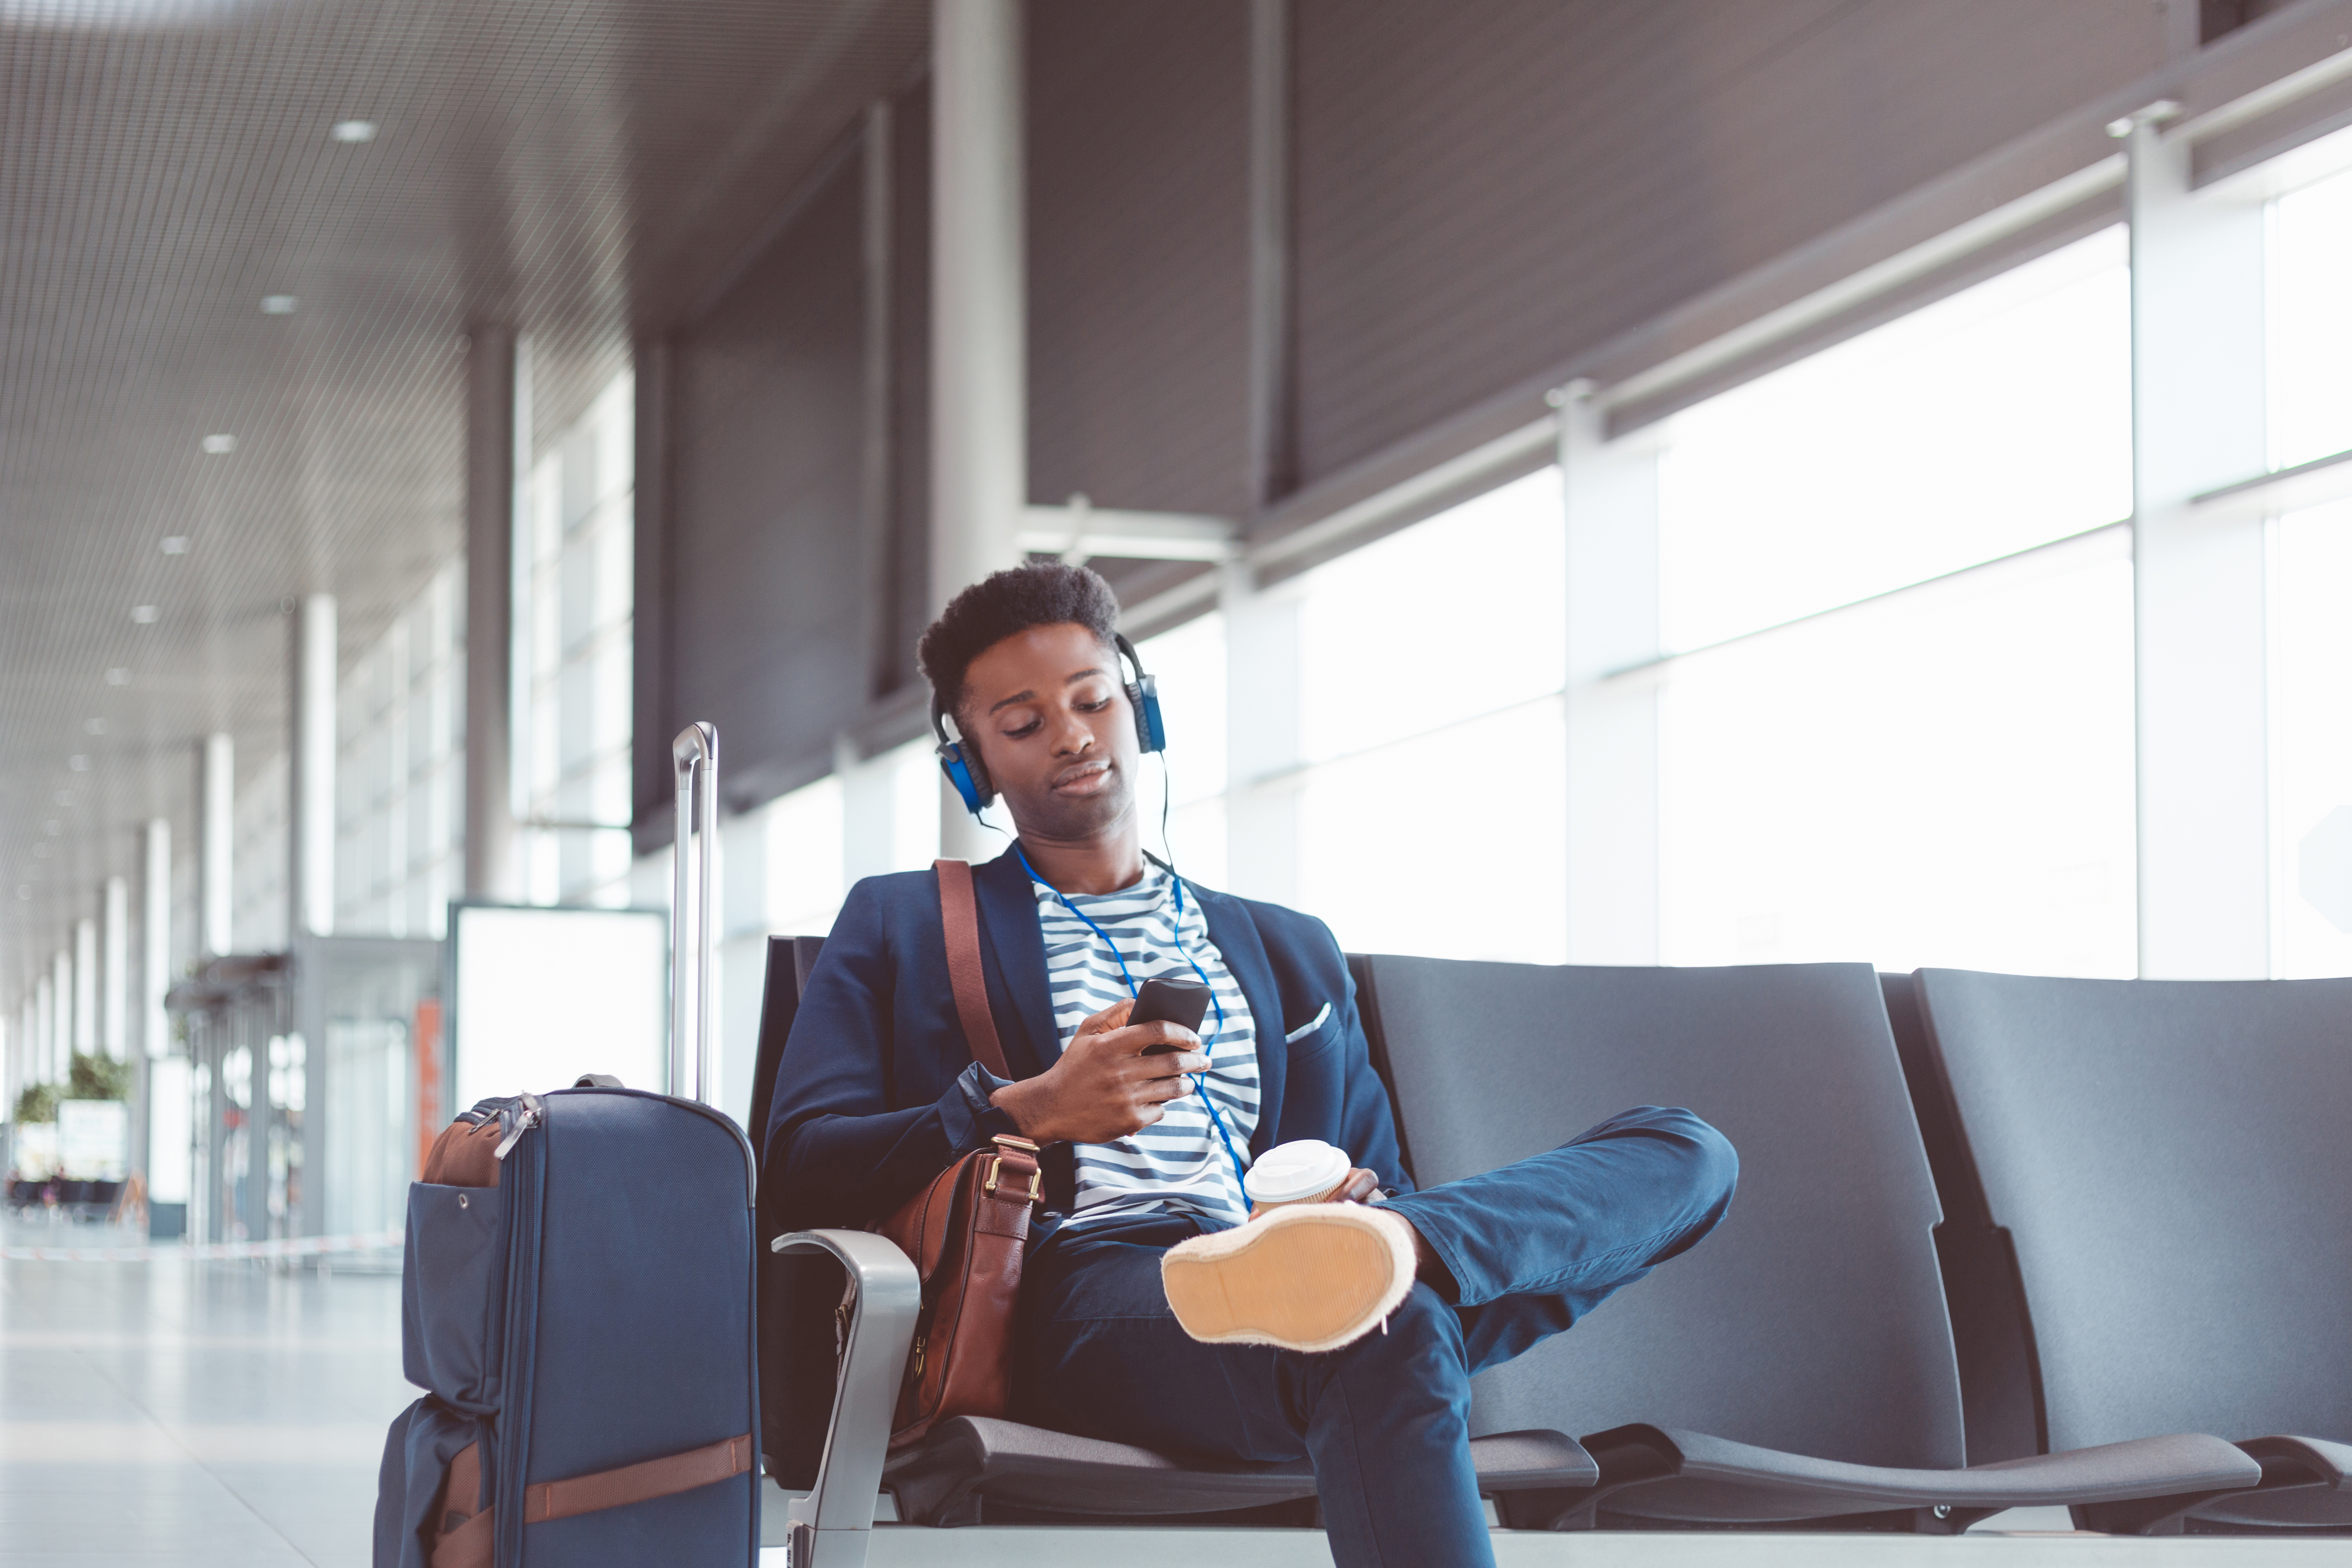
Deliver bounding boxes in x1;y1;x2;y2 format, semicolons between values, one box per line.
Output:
1016;501;1240;565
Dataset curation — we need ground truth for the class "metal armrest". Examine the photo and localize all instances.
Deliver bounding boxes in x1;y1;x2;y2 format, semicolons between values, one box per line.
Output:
771;1229;920;1568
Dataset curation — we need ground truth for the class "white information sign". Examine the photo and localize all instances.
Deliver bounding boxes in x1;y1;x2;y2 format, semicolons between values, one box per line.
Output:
450;904;668;1112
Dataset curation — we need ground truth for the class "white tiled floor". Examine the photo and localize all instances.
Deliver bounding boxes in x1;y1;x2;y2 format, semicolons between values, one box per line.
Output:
0;1218;410;1568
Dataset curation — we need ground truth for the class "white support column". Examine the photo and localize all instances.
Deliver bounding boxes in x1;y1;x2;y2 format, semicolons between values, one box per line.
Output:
102;876;127;1061
933;0;1027;861
52;951;71;1080
289;593;338;938
839;737;905;887
73;920;96;1062
1221;563;1305;907
144;820;170;1058
2126;114;2272;979
201;732;234;958
36;975;53;1085
1561;387;1662;965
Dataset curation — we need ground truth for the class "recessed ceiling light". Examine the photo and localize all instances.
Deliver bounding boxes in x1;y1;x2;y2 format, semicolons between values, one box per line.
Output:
67;756;87;773
131;605;158;624
330;120;377;143
160;535;190;555
104;668;129;686
200;434;235;455
40;821;59;836
261;295;298;315
82;718;105;735
53;791;73;806
15;887;29;901
33;844;50;859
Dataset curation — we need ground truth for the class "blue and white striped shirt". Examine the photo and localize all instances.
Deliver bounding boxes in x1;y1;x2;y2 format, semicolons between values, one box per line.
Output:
1031;862;1258;1230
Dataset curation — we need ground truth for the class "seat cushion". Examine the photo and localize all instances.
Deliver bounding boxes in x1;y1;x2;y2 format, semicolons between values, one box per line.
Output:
884;1416;1595;1526
2190;1437;2352;1530
1580;1424;2261;1528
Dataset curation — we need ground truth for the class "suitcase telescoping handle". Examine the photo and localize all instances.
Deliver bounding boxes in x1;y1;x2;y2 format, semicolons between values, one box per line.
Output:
670;722;718;1106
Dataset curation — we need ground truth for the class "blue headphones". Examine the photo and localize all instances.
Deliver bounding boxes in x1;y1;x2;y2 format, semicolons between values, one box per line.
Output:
932;632;1165;815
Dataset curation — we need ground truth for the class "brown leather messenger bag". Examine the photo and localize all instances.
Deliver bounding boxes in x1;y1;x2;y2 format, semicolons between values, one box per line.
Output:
866;858;1046;1450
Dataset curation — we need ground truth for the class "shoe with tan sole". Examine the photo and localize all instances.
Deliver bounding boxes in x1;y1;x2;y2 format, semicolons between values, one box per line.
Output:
1160;1203;1417;1352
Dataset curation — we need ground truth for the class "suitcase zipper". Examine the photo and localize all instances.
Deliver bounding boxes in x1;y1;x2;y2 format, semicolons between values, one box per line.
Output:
493;1091;545;1161
494;1100;547;1568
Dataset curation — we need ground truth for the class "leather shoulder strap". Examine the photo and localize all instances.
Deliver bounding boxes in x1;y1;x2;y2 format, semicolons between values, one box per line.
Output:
934;859;1012;1078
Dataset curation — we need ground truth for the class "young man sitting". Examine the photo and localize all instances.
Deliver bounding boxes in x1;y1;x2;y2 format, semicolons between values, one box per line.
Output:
766;562;1737;1568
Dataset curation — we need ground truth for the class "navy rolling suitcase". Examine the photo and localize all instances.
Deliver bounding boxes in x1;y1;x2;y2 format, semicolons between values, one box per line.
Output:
374;724;759;1567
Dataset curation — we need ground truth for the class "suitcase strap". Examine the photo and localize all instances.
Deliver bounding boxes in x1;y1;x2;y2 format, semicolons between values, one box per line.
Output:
430;1430;755;1561
521;1431;756;1524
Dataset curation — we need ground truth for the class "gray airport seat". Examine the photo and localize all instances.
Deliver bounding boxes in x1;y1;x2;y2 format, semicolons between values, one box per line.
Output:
1909;969;2352;1533
751;934;1598;1543
1348;954;2258;1532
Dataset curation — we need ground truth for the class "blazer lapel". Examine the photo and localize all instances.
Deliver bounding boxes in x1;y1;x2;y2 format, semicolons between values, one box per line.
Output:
1196;884;1286;1156
973;845;1058;1080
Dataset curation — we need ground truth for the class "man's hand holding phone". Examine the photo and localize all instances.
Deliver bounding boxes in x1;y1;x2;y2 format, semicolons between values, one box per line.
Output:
989;982;1211;1143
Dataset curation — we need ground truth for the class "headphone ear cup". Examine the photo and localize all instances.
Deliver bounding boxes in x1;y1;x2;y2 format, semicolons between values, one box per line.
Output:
936;742;994;815
1127;673;1167;753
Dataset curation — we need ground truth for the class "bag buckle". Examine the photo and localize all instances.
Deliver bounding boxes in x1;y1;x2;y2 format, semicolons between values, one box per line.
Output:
984;1134;1043;1202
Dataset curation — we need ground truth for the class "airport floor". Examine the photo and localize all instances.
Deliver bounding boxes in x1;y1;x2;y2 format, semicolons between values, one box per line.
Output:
0;1216;407;1568
0;1215;2339;1568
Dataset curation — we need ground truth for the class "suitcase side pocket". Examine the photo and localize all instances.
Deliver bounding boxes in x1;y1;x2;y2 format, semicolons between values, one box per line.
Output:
402;1182;506;1410
374;1397;494;1568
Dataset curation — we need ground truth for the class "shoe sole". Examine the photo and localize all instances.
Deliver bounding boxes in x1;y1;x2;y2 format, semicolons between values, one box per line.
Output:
1160;1204;1415;1352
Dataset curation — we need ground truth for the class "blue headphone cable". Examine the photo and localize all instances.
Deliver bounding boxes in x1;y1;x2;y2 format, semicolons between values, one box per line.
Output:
1013;843;1252;1198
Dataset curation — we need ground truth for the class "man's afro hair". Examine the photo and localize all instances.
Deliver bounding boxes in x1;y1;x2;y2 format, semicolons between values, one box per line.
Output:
917;561;1123;719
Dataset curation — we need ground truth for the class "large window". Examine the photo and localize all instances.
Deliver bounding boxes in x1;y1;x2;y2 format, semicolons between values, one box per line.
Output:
755;736;942;938
1135;609;1229;892
2266;163;2352;978
1659;233;2132;652
1283;471;1568;964
1656;535;2136;975
1654;230;2136;975
336;561;465;938
2267;166;2352;472
2269;500;2352;978
519;372;636;907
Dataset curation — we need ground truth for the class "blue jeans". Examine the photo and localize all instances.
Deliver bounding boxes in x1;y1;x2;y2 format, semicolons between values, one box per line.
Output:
1011;1106;1738;1568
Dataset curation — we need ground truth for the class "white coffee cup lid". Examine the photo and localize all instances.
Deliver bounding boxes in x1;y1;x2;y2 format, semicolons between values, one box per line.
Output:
1243;1138;1351;1205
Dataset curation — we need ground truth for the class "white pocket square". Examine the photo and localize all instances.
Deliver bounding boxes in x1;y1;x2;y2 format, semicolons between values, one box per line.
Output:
1283;1002;1334;1044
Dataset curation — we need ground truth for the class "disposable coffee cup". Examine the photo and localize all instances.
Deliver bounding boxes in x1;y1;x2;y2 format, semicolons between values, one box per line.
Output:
1243;1139;1352;1212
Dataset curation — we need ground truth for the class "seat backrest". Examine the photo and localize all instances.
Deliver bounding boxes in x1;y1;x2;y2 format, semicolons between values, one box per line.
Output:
747;933;827;1188
1878;972;2045;1464
746;933;831;1487
1911;968;2352;1452
1355;954;1962;1468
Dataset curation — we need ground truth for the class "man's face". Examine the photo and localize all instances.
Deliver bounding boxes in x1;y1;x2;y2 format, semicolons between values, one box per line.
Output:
960;622;1139;841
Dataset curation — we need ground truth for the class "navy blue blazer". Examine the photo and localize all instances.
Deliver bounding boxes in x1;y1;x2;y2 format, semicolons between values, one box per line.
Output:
764;843;1413;1237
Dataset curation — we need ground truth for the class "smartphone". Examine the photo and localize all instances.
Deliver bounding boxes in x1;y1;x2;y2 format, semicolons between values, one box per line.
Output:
1131;976;1211;1052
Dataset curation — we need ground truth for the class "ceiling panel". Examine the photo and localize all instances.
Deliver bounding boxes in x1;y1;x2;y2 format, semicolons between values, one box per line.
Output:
0;0;927;999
